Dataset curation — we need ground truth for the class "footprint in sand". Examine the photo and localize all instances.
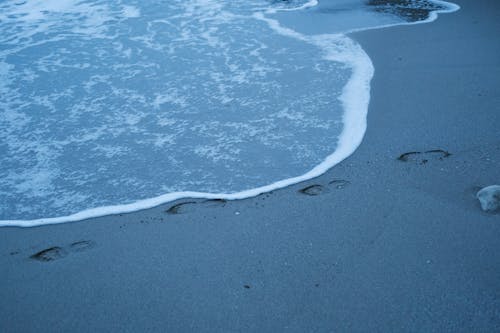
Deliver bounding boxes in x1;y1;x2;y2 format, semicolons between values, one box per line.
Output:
202;199;228;208
29;240;96;262
329;179;351;189
165;201;197;214
299;184;324;196
397;149;451;164
298;179;351;196
165;199;227;215
70;240;96;252
30;247;68;262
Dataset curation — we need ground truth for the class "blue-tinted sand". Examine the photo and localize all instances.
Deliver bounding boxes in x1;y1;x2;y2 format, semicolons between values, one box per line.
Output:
0;0;458;225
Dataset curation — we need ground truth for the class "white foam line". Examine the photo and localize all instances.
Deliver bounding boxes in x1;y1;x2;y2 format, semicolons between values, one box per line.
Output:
0;0;459;228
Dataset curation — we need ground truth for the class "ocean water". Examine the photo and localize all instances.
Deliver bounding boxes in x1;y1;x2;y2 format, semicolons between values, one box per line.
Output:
0;0;458;226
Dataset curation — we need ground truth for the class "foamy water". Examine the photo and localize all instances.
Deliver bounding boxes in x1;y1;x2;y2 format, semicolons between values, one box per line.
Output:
0;0;458;227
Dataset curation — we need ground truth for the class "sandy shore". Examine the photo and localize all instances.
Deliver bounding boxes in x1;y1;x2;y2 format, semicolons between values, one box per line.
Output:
1;0;499;331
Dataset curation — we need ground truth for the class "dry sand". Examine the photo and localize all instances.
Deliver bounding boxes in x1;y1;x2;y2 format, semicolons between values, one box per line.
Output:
1;0;499;331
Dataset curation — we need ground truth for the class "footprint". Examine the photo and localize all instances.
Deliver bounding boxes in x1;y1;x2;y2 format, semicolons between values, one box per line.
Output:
329;179;351;189
165;199;227;214
30;247;68;262
29;240;95;262
299;185;324;196
165;201;197;214
202;199;227;208
299;179;351;196
69;240;95;252
397;149;451;164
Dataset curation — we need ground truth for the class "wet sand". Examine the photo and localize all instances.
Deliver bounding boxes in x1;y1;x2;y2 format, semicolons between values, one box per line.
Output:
1;0;499;331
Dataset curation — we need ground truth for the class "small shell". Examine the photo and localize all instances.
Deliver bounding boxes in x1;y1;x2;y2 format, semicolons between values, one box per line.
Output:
476;185;500;213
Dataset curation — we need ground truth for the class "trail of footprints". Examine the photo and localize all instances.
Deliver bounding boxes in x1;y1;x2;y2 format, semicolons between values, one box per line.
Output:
164;179;353;215
8;148;466;262
13;147;454;257
15;148;485;264
150;147;494;218
297;148;451;196
164;148;451;210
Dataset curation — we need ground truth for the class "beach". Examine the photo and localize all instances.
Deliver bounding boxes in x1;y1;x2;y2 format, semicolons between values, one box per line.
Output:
1;0;499;331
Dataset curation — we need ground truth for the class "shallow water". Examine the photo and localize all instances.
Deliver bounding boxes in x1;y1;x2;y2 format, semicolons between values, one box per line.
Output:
0;0;457;224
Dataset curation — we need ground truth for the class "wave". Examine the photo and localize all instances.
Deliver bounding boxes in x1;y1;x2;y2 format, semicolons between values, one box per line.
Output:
0;0;459;227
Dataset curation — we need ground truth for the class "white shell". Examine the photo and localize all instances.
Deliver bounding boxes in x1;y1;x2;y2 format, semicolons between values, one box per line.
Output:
476;185;500;212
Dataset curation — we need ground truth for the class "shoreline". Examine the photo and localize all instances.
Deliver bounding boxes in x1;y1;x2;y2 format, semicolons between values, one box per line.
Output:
2;0;499;331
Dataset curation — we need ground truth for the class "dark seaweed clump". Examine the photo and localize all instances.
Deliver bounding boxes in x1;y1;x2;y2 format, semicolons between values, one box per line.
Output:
367;0;446;22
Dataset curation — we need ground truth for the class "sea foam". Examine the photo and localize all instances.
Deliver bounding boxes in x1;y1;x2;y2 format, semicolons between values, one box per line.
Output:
0;0;459;227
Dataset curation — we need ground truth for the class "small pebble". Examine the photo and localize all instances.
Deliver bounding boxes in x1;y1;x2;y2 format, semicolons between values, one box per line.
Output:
476;185;500;212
